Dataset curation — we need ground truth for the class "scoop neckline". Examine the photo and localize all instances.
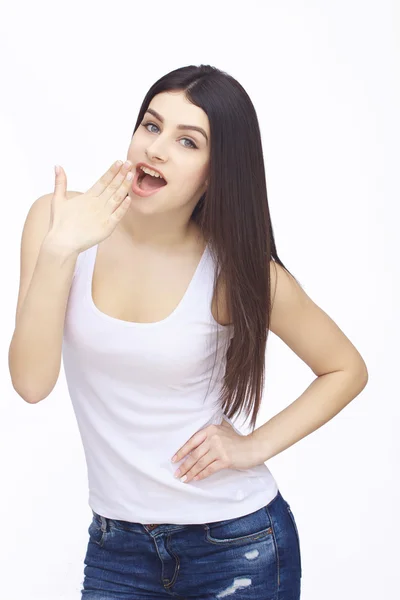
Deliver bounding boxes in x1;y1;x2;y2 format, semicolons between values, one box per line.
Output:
85;242;209;328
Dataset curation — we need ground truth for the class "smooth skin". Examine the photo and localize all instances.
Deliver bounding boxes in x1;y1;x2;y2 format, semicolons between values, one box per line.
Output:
48;159;136;254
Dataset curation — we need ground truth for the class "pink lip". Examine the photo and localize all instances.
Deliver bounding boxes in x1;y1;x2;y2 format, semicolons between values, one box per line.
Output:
131;167;167;198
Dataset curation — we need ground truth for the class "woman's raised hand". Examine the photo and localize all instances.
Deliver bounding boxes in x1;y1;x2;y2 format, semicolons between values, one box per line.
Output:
47;160;135;254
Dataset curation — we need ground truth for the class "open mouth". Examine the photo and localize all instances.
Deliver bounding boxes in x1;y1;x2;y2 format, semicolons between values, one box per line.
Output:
136;167;168;191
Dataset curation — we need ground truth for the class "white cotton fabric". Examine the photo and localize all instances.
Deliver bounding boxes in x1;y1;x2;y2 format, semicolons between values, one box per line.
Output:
62;242;278;524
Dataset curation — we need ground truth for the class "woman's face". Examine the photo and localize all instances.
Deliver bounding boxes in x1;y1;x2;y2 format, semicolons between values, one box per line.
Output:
126;90;210;216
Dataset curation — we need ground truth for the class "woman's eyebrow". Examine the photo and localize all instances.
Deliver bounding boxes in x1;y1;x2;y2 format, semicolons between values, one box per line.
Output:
145;108;208;143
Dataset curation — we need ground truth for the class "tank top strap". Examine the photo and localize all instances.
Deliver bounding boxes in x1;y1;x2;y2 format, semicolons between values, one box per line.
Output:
176;243;217;318
71;245;93;284
147;242;209;324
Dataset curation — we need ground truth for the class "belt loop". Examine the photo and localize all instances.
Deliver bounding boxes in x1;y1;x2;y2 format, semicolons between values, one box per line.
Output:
100;515;108;533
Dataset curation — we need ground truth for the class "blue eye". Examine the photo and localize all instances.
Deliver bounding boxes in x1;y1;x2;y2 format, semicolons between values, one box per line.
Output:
141;122;198;149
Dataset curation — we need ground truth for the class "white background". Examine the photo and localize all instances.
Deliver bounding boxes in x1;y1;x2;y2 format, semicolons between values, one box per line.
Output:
1;0;398;598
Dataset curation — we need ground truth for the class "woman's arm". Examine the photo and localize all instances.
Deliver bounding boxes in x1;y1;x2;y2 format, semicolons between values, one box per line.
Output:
248;262;368;463
8;193;80;404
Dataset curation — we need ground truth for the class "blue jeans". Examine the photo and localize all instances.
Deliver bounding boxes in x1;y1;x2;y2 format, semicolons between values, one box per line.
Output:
81;489;302;599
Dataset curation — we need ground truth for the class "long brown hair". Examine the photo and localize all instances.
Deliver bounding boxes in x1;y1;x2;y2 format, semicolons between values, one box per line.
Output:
131;65;302;432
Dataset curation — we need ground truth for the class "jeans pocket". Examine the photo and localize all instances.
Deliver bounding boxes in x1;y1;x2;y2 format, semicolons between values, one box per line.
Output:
284;502;302;577
203;506;273;546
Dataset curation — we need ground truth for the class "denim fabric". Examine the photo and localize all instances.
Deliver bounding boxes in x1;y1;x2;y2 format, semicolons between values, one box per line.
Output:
81;490;301;599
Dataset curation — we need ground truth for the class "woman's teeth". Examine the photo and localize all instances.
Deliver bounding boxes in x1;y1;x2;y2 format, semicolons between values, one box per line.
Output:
140;166;164;179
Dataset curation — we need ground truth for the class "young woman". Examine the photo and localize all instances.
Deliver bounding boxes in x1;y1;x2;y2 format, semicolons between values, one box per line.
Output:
10;64;368;599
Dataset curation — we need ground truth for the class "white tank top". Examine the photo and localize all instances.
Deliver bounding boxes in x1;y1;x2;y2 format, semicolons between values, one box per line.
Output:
62;241;278;524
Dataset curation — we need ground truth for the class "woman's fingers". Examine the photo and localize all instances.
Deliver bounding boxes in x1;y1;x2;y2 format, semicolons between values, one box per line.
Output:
88;160;128;198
